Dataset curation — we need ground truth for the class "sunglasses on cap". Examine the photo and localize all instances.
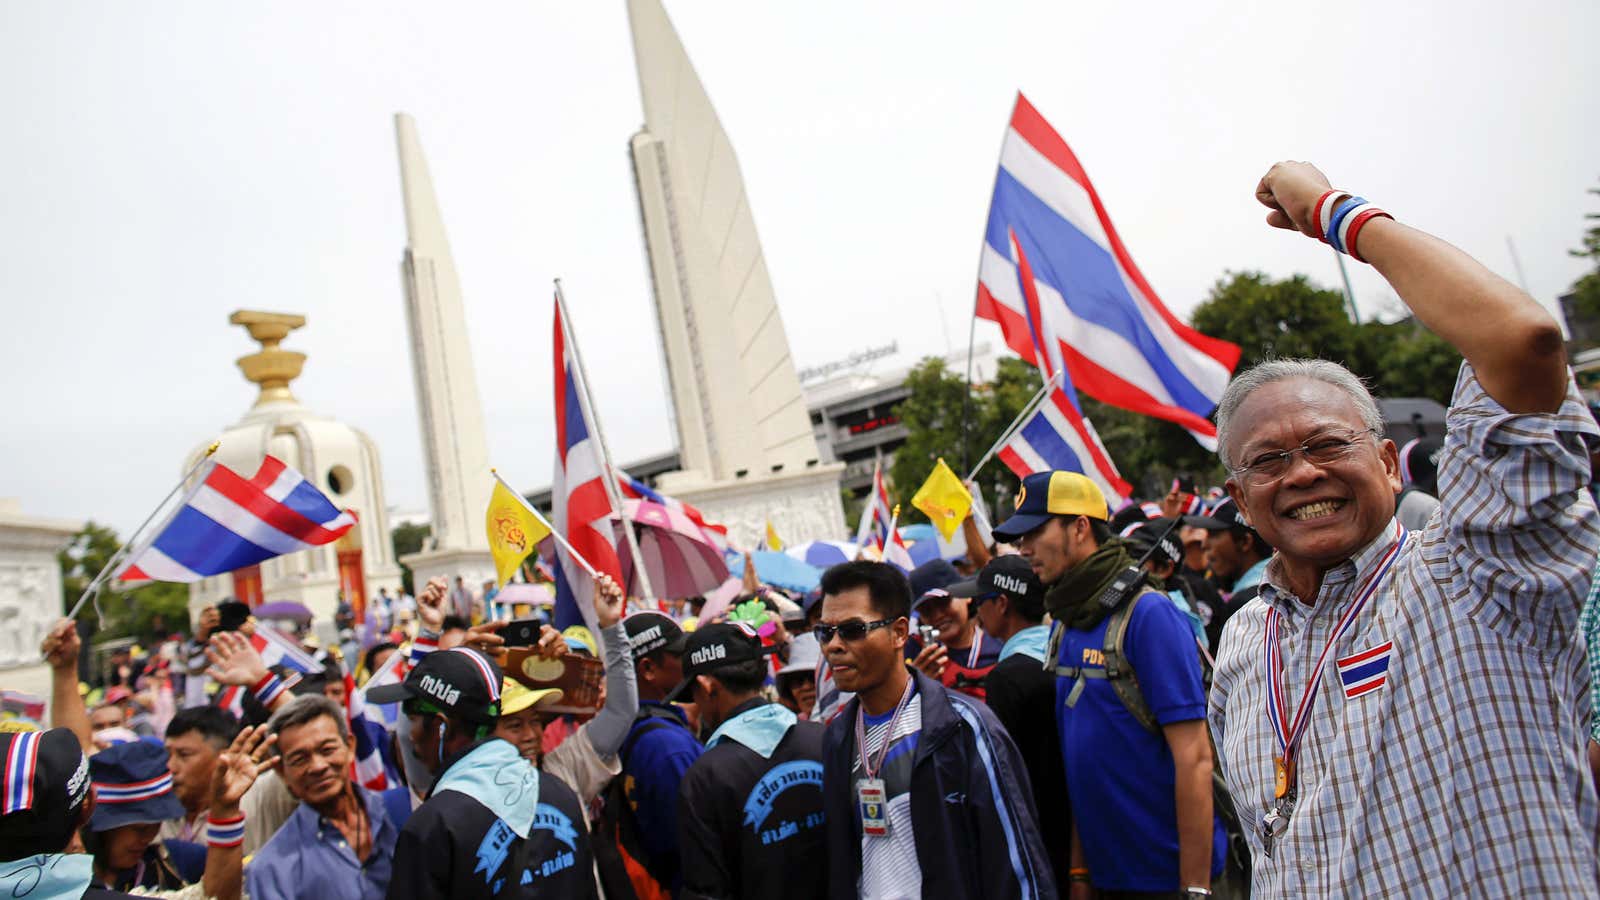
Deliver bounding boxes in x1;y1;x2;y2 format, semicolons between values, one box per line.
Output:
812;618;896;643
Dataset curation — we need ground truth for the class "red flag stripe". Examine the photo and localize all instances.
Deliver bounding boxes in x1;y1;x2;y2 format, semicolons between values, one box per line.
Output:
204;464;352;545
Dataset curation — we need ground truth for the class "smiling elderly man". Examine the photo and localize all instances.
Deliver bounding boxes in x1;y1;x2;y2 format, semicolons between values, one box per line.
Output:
1208;161;1600;895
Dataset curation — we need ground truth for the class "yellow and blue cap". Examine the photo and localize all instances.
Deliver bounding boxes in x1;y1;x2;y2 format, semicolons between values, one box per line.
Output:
992;471;1109;541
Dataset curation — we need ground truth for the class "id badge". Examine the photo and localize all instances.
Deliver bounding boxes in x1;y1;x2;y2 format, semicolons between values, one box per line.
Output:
858;777;888;837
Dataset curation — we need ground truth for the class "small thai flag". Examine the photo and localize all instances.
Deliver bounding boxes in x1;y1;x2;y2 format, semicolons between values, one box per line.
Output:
1336;641;1393;699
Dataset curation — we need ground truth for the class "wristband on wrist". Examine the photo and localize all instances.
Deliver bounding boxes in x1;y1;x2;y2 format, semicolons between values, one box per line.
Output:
205;812;245;848
250;671;299;706
1313;189;1351;241
411;631;440;662
1067;867;1091;884
1326;195;1367;253
1343;206;1394;263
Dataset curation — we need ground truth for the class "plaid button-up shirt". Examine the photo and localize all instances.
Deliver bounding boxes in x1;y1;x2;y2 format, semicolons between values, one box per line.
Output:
1209;364;1600;896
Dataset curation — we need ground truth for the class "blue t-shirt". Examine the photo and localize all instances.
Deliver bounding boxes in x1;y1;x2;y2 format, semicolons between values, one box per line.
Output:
1054;593;1225;891
623;702;706;889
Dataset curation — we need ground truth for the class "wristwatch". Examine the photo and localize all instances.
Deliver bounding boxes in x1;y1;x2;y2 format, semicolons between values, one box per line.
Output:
1183;888;1213;898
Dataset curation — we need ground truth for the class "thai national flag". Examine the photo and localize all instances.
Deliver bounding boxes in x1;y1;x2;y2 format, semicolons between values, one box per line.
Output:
1336;641;1394;699
999;386;1132;506
615;467;730;551
976;93;1240;448
853;461;894;553
117;456;356;583
552;299;625;632
344;658;401;789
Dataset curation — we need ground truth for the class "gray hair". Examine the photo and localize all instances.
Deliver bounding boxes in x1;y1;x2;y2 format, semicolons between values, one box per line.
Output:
266;694;350;741
1214;358;1384;471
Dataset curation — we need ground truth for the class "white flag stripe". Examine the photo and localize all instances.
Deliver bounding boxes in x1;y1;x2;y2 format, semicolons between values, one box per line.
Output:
188;485;309;557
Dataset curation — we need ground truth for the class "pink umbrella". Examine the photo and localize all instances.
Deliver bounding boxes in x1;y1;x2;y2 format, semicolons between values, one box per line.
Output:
614;499;731;600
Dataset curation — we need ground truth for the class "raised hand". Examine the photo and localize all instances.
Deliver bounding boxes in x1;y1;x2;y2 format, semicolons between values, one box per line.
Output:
1254;160;1333;238
205;631;269;687
40;619;80;671
462;620;507;663
534;624;567;660
417;577;449;632
195;606;221;643
209;724;278;812
593;573;624;629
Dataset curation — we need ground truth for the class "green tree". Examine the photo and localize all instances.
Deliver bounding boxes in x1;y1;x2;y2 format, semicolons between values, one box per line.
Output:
890;358;969;524
1566;184;1600;346
391;521;431;595
58;522;192;645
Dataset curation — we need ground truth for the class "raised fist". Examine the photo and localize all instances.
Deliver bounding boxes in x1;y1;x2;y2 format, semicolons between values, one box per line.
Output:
1255;160;1334;239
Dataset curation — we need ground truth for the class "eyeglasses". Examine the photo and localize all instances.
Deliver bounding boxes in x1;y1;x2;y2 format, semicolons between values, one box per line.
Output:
813;618;896;643
1230;429;1379;484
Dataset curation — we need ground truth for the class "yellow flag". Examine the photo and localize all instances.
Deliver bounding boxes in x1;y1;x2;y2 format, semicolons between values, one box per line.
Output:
765;520;783;551
912;458;973;542
485;478;551;587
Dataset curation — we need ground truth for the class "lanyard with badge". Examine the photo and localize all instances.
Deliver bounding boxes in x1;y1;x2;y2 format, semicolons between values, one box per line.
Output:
855;677;915;837
1259;522;1406;858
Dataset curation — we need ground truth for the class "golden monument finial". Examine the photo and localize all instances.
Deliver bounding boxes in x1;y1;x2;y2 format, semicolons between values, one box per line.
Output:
229;310;307;407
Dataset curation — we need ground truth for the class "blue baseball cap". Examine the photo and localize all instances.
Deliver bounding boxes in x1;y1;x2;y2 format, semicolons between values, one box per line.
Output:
88;740;183;831
993;471;1110;541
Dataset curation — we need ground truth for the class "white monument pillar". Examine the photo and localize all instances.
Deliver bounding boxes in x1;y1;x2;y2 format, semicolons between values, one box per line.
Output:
626;0;847;546
394;113;496;591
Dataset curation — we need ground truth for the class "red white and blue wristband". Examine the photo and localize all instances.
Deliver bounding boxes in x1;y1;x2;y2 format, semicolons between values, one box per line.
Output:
250;671;299;707
1313;189;1394;263
205;812;245;848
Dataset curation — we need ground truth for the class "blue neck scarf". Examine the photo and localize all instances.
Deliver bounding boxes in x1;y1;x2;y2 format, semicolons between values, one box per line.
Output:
707;702;797;759
433;739;541;838
999;624;1051;662
0;853;94;900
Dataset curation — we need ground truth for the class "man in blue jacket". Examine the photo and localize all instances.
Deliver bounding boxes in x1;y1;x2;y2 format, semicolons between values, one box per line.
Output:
815;560;1056;900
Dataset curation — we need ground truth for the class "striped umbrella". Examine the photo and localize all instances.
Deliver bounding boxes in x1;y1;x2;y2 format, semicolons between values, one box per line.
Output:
785;540;860;568
613;499;731;600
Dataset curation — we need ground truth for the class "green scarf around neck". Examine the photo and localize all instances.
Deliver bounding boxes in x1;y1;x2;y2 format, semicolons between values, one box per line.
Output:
1043;538;1136;630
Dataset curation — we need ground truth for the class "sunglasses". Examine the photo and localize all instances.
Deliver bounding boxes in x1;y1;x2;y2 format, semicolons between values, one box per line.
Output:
812;618;896;643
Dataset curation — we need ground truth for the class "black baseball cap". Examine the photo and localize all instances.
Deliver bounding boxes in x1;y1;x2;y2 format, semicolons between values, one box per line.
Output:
366;647;503;724
665;623;774;701
1183;496;1249;532
1126;519;1183;568
950;555;1044;618
622;611;687;662
0;728;92;860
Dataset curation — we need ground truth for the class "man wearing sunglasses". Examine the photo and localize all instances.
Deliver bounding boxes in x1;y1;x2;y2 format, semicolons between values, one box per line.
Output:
814;560;1054;900
1206;161;1600;896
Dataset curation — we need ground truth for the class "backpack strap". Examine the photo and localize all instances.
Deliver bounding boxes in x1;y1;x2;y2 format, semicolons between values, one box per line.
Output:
1102;592;1162;735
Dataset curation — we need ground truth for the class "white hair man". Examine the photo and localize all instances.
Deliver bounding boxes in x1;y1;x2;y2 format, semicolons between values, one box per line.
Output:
1208;161;1598;895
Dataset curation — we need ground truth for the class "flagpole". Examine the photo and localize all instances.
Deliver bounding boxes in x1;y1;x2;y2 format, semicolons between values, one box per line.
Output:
491;470;600;579
68;441;221;621
553;280;658;602
965;370;1062;482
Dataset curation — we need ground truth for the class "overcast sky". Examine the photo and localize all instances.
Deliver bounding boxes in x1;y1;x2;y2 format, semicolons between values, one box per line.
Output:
3;0;1596;536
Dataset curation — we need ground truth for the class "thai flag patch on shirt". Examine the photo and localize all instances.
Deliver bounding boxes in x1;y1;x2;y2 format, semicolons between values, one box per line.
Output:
1336;641;1393;698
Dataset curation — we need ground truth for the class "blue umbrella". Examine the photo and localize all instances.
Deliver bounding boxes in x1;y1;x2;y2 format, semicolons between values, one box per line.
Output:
786;540;858;568
728;551;823;593
907;539;943;567
898;524;940;544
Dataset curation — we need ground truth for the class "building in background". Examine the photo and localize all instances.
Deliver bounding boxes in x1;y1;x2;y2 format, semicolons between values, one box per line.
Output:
184;311;401;624
393;113;497;593
0;500;81;702
624;0;846;548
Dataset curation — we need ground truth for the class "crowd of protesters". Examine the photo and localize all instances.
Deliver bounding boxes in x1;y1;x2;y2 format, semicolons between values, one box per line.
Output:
6;159;1600;900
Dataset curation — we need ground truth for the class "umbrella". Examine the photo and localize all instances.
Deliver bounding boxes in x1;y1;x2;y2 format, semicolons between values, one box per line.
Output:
786;540;859;568
614;499;730;599
494;583;554;607
728;551;823;593
254;601;313;623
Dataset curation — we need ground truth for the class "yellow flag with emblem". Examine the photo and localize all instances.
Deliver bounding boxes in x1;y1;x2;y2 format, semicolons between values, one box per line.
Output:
765;520;784;551
485;477;552;587
912;458;973;542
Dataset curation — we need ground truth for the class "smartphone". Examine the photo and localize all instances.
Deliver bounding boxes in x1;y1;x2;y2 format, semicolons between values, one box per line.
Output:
501;619;543;648
917;624;941;647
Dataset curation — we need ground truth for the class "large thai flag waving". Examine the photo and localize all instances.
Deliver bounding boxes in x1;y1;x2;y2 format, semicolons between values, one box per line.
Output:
1000;386;1132;505
117;457;356;583
852;461;894;553
977;93;1240;448
552;300;624;634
